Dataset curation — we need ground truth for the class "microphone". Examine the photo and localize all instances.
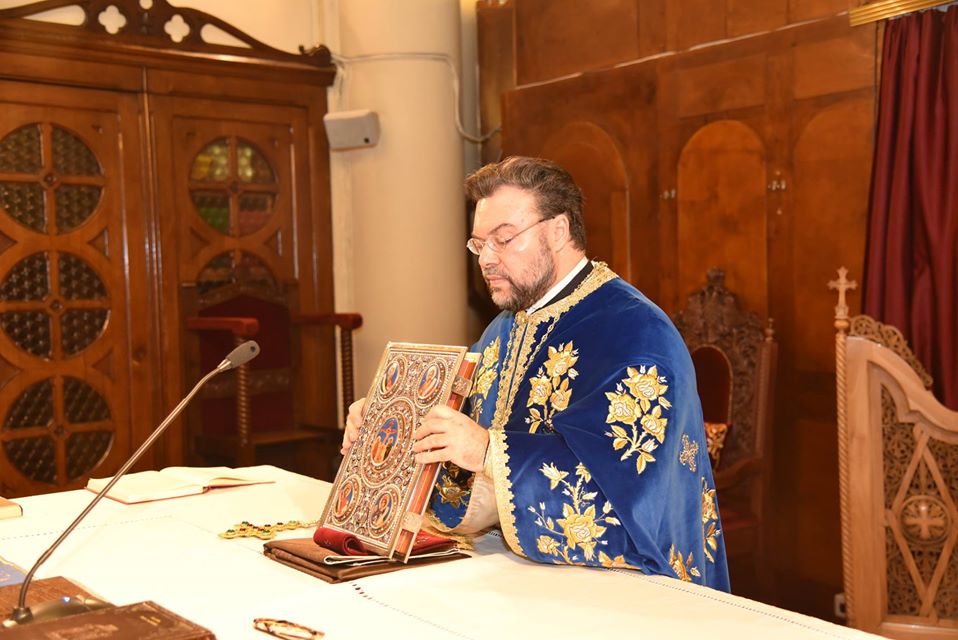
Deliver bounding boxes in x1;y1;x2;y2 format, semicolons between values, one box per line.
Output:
4;340;261;627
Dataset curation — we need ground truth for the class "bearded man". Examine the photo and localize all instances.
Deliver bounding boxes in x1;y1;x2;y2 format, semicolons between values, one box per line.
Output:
343;156;729;591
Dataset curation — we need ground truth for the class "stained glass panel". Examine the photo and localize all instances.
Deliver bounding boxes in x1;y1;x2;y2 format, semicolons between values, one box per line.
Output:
55;185;102;232
52;126;100;176
191;139;230;182
237;140;274;183
0;124;42;173
191;190;230;233
238;193;274;235
0;182;45;232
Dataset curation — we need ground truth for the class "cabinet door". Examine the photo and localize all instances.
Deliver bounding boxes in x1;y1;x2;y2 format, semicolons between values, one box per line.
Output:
151;97;336;454
0;81;153;496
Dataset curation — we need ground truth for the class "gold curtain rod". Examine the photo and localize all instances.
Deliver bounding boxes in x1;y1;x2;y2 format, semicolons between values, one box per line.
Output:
849;0;954;26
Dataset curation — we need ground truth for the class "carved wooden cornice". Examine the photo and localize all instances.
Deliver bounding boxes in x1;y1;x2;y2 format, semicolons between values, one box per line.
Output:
0;0;331;69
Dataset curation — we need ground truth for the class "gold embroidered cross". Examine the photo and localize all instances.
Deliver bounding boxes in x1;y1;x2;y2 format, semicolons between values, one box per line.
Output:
679;434;698;473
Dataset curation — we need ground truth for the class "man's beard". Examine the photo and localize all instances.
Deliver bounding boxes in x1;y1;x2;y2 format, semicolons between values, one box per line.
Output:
483;245;557;312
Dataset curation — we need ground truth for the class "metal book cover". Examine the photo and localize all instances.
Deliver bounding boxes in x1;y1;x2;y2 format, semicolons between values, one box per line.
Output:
318;342;478;561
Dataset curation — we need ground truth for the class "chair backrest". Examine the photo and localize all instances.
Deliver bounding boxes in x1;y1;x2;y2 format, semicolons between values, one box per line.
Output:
832;268;958;637
673;268;776;471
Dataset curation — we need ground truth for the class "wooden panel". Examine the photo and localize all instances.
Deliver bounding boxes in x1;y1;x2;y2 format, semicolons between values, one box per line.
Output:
792;28;876;99
477;0;516;165
514;0;638;85
539;121;630;279
673;0;726;50
0;82;148;496
677;120;768;316
676;54;766;117
791;97;873;372
728;0;788;36
788;0;852;22
637;0;667;57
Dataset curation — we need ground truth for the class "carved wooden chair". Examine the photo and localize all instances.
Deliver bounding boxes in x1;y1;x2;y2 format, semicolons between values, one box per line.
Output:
673;267;777;592
181;274;361;480
831;268;957;637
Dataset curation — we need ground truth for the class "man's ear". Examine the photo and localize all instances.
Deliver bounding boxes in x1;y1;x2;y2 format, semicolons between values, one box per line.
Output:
550;213;573;249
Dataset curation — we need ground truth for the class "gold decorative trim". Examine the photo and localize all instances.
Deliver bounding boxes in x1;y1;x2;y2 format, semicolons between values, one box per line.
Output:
849;0;951;26
491;263;617;431
849;315;934;388
489;429;525;557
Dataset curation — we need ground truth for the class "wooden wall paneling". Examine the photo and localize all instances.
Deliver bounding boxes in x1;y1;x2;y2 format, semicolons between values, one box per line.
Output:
477;0;516;165
676;120;768;317
513;0;639;86
670;0;727;51
637;0;668;58
727;0;789;38
788;0;854;22
0;81;151;496
539;121;631;279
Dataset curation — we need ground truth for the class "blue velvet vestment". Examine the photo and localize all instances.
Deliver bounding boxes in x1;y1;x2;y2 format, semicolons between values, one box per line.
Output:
429;263;730;591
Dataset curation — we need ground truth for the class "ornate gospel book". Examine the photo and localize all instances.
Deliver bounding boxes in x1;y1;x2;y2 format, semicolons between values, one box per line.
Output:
318;343;478;562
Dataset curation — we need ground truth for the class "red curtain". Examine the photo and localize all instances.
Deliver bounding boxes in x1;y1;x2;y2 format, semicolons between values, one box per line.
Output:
863;5;958;410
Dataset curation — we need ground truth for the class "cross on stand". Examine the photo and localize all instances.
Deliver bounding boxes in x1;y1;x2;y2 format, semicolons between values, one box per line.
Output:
828;267;858;326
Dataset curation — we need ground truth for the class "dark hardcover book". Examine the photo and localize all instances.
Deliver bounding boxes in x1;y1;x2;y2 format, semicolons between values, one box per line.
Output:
2;600;215;639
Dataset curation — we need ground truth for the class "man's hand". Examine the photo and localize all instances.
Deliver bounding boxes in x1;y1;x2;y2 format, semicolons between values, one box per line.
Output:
340;397;367;455
412;404;489;472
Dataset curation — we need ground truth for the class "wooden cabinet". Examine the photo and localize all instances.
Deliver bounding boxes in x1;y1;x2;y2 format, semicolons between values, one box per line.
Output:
0;1;336;497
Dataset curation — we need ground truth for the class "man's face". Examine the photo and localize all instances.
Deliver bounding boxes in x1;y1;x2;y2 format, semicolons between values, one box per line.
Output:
471;186;557;312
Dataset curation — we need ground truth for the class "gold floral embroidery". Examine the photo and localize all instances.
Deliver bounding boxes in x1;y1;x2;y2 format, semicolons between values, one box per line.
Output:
669;544;701;582
605;365;671;475
679;434;699;473
526;342;579;434
701;478;722;563
434;472;469;509
469;337;501;422
529;462;621;563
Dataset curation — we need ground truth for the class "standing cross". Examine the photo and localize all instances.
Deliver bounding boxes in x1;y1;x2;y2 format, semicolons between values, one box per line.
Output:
828;267;858;322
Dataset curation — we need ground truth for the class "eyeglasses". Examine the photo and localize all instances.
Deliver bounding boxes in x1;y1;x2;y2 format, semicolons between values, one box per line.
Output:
253;618;324;639
466;217;548;256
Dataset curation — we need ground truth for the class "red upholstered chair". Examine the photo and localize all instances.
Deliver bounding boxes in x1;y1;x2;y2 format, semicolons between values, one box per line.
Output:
181;277;361;480
673;268;777;594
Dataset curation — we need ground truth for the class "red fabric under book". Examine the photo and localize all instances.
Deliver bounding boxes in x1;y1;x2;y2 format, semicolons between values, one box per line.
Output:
313;526;454;556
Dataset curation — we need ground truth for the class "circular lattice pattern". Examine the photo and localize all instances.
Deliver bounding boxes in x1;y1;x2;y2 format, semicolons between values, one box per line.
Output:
361;399;414;487
2;376;112;485
0;124;102;234
901;495;951;546
189;138;277;237
0;252;108;358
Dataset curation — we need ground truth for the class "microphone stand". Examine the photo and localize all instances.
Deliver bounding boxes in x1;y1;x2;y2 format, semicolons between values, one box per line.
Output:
6;340;260;626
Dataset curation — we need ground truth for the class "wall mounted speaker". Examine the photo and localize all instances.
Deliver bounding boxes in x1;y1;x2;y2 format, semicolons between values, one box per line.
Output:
323;109;380;151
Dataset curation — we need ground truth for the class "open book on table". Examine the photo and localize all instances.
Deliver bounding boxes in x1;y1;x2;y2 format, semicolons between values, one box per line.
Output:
86;466;273;504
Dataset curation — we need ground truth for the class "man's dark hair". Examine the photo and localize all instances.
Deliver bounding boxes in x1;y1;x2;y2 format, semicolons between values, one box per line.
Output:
464;156;587;250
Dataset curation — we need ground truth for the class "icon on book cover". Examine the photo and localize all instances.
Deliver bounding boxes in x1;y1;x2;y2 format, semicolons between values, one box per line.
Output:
318;342;478;562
